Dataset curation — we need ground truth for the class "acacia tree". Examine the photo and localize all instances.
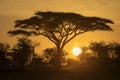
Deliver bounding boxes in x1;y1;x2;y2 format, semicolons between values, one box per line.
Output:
8;11;113;68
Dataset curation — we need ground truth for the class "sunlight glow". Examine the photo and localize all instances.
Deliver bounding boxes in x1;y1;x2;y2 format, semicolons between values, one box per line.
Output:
72;47;82;56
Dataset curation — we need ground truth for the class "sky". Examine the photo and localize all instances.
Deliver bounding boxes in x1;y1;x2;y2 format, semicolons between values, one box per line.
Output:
0;0;120;54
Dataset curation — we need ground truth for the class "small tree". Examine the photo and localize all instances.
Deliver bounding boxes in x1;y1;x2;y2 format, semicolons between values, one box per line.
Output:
8;11;114;68
89;41;110;68
0;42;11;69
42;48;68;66
109;42;120;68
12;37;37;68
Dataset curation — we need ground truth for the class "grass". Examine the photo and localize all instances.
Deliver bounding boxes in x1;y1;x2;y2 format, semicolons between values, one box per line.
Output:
0;67;120;80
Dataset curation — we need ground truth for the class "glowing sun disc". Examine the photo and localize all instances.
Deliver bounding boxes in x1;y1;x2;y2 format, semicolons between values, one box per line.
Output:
72;47;82;56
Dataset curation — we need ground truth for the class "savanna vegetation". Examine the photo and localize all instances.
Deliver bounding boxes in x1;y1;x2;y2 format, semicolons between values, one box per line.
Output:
0;40;120;80
0;11;119;80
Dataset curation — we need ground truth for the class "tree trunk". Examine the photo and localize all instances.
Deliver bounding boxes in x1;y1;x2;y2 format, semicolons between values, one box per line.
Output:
55;45;63;69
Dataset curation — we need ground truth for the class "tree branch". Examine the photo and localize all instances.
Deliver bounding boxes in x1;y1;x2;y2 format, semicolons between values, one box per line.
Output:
46;35;57;45
64;31;86;46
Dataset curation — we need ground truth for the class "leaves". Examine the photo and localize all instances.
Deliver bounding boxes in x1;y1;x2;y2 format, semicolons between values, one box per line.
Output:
12;37;37;66
8;30;31;36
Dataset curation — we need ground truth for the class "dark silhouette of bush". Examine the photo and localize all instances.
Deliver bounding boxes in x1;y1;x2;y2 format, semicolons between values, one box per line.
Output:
42;47;68;66
0;42;12;71
11;37;38;70
79;41;120;71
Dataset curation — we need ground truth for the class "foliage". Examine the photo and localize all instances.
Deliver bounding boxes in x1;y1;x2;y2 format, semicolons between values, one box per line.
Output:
11;37;37;68
42;47;68;66
0;42;10;54
79;41;120;70
0;42;11;70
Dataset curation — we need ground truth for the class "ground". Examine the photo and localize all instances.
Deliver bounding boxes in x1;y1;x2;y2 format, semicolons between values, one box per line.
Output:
0;67;120;80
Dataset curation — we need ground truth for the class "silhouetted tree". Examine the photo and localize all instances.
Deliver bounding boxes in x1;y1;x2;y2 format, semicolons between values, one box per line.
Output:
77;47;98;69
42;47;68;66
42;48;56;64
88;41;120;70
12;37;37;69
8;11;114;68
29;54;46;69
0;42;11;70
108;42;120;69
89;41;111;68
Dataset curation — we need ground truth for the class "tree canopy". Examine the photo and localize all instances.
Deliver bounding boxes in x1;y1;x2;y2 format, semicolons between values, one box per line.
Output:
8;11;113;46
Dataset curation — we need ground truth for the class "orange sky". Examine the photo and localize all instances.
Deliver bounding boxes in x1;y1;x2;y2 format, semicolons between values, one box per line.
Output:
0;0;120;54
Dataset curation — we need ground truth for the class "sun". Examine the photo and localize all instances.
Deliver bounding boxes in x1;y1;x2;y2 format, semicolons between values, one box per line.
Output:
72;47;82;56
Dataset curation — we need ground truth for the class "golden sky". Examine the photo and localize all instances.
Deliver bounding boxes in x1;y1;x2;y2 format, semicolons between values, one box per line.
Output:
0;0;120;54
